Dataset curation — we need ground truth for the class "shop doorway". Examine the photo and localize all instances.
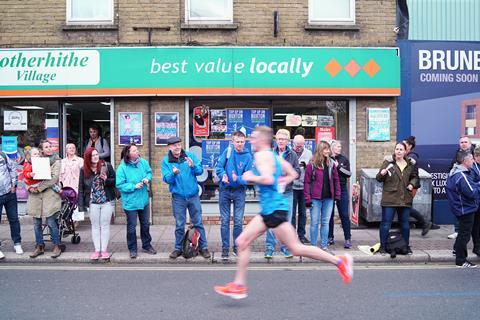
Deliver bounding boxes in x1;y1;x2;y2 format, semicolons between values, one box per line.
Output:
62;100;112;159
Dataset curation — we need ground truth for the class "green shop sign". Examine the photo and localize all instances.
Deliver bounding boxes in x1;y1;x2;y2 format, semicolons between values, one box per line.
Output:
0;47;400;97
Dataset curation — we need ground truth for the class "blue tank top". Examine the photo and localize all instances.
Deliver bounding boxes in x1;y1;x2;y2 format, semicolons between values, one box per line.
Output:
253;151;289;215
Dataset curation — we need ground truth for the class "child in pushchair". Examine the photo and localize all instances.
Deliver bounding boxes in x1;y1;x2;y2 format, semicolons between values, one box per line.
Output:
42;186;81;251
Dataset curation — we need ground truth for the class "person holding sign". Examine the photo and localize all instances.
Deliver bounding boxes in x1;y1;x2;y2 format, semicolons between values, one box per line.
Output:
215;130;253;260
28;140;62;259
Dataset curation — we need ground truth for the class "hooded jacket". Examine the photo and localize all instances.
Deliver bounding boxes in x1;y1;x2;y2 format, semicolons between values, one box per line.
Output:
161;150;202;198
446;164;480;217
116;157;152;211
215;146;253;189
376;155;419;207
303;158;341;203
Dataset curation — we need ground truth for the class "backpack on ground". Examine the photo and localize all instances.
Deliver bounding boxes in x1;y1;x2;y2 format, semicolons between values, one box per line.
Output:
385;231;408;258
182;225;200;259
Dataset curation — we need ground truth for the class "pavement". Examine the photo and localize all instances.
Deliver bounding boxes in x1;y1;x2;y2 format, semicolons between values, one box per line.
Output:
1;215;478;265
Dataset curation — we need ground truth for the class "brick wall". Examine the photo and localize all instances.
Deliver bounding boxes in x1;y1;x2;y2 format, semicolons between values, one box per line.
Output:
356;97;397;179
0;0;396;47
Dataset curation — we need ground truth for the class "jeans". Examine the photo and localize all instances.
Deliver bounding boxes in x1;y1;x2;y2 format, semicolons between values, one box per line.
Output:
90;202;113;252
172;195;208;251
124;205;152;252
454;213;475;265
0;192;21;245
34;215;60;246
219;187;246;250
328;184;351;241
380;206;410;249
291;189;307;239
310;198;334;248
265;191;293;252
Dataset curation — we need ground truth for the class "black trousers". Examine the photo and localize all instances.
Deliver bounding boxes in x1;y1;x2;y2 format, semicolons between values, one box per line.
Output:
410;207;426;229
472;210;480;253
291;189;307;239
454;213;475;265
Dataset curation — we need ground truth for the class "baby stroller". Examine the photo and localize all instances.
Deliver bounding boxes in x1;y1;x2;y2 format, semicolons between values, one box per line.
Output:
42;187;81;251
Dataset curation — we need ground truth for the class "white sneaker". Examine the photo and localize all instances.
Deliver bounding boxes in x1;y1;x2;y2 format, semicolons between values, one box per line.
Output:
0;250;5;260
447;232;458;239
14;244;24;255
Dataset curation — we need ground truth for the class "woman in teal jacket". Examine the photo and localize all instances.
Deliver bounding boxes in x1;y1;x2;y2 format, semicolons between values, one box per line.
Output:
116;144;156;259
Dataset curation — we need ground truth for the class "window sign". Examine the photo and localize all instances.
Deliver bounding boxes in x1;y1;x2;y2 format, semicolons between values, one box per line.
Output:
201;140;229;168
315;127;335;143
186;0;233;23
367;108;390;141
67;0;114;24
210;109;227;133
118;112;143;145
193;105;210;137
155;112;179;145
302;115;318;127
1;136;18;156
318;115;334;127
309;0;355;24
4;111;27;131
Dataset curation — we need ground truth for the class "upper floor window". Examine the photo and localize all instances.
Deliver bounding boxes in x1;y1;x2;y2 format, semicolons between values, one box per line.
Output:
66;0;114;24
309;0;355;25
185;0;233;24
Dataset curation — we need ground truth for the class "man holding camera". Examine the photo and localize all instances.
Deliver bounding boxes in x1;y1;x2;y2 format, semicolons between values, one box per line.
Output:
161;137;210;260
292;135;313;244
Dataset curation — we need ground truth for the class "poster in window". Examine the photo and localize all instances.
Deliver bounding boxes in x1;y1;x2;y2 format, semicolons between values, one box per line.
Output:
155;112;179;145
286;114;302;127
210;109;227;133
193;105;210;137
226;109;246;137
367;108;390;141
304;139;316;153
1;136;18;156
315;127;335;143
226;109;270;137
119;112;142;145
317;115;334;127
201;140;229;169
4;111;27;131
46;118;59;152
301;115;318;127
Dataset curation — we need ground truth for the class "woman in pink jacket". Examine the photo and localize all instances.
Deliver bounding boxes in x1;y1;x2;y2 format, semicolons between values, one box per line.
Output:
59;143;84;194
304;141;341;250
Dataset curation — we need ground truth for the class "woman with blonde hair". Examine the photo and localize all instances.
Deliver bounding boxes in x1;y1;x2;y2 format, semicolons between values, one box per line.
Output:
59;143;83;193
304;141;340;250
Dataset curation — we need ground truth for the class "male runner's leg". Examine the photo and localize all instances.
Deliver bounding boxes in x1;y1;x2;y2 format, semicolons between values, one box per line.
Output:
214;215;267;299
272;221;353;284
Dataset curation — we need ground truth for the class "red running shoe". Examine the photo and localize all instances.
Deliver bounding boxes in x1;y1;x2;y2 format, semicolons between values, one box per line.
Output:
214;282;248;299
337;253;354;284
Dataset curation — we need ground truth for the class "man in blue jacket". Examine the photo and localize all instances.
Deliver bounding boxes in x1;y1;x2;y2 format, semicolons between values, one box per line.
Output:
161;137;210;259
446;151;479;268
215;130;253;260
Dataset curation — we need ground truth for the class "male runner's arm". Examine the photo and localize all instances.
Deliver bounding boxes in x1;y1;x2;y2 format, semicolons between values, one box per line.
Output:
242;151;274;185
278;157;299;186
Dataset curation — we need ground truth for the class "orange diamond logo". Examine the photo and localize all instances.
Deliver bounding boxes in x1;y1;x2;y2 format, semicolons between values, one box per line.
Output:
325;59;342;77
363;59;380;77
344;59;361;77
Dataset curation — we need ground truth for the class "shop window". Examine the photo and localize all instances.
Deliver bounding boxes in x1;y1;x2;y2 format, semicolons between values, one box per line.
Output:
66;0;114;25
465;105;476;120
308;0;355;25
185;0;233;24
188;99;349;207
0;100;60;201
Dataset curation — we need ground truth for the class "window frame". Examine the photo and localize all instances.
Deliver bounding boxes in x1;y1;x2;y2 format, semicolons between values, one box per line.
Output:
308;0;356;25
66;0;114;25
185;0;233;24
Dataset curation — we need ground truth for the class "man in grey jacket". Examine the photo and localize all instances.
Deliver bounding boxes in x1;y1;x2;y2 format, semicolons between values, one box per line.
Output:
0;151;22;259
292;135;312;244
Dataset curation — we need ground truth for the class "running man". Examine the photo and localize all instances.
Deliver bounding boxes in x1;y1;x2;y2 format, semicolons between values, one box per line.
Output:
214;126;353;299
